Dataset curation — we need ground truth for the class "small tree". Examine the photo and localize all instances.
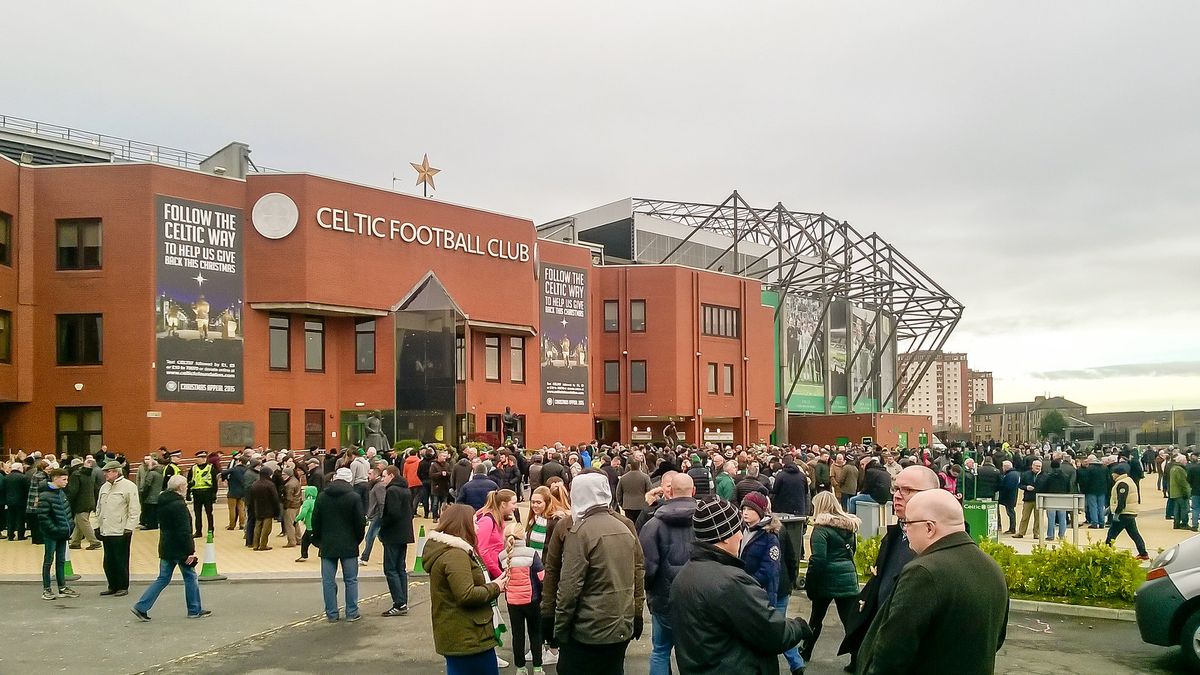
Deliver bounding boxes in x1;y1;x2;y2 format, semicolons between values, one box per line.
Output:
1039;409;1067;440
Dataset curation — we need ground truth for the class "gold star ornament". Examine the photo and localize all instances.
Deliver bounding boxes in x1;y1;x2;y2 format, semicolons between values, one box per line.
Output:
411;154;440;192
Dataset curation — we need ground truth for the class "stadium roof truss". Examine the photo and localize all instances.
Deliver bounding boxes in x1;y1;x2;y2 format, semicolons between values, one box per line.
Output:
630;191;963;413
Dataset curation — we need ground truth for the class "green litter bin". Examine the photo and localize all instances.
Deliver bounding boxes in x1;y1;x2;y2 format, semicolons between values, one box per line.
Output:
963;499;999;544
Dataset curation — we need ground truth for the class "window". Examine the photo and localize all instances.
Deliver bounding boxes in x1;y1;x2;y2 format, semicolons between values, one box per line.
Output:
304;318;324;371
0;310;10;363
56;407;102;455
56;219;102;270
304;409;325;448
510;336;525;383
56;314;102;365
702;304;740;338
269;315;290;370
355;319;375;373
631;360;647;393
604;360;620;393
268;409;290;450
630;300;646;332
0;211;11;266
723;364;734;395
484;335;500;381
604;300;619;332
707;362;718;394
455;335;466;381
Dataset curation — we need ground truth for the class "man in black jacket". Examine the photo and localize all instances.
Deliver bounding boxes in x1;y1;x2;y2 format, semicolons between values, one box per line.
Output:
839;465;940;669
670;497;808;674
974;456;1003;501
66;460;101;550
379;466;414;617
5;464;28;540
312;468;366;622
131;475;208;620
1077;456;1110;528
1014;459;1043;538
638;473;696;675
772;457;812;571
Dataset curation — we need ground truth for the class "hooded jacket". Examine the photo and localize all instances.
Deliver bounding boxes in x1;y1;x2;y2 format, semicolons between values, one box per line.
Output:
311;480;365;559
474;510;506;579
740;514;783;602
806;512;860;599
450;459;472;493
156;490;196;562
670;541;809;675
424;529;501;657
638;496;697;616
380;479;414;546
770;462;811;516
36;483;73;541
556;473;646;644
296;485;318;530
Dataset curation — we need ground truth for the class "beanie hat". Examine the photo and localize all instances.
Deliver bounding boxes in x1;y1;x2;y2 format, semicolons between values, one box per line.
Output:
692;497;743;544
741;491;769;518
334;467;353;482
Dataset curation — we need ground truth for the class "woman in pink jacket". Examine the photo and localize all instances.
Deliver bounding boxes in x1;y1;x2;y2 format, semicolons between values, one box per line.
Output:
474;489;516;579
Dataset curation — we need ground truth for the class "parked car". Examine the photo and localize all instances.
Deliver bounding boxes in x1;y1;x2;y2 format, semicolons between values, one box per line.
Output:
1137;534;1200;670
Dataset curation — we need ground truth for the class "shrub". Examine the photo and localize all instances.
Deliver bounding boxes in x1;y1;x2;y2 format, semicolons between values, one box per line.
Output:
393;439;422;453
855;535;882;579
461;441;491;452
981;539;1142;603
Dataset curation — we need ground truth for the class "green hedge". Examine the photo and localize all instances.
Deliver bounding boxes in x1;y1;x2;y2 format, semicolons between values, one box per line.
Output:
853;535;1142;604
393;439;422;453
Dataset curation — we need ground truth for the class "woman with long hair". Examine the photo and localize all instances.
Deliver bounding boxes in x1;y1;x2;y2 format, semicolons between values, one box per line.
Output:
425;504;508;675
802;490;861;669
475;488;516;579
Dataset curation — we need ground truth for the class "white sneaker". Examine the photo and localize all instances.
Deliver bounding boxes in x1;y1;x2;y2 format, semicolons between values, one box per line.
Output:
496;655;510;668
542;649;559;665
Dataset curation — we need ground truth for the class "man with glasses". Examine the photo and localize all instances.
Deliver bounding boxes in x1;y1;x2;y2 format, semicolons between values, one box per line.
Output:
856;488;1009;674
838;465;939;671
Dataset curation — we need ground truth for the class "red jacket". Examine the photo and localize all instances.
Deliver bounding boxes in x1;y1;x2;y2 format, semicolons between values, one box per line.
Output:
403;455;422;488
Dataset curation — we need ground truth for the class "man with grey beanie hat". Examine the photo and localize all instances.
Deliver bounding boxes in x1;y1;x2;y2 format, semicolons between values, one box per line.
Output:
670;496;810;674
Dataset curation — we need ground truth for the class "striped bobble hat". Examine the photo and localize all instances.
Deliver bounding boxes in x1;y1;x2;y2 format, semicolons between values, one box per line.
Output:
692;496;744;544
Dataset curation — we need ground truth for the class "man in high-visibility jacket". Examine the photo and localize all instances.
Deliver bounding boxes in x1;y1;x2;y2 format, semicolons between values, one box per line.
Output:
187;452;218;538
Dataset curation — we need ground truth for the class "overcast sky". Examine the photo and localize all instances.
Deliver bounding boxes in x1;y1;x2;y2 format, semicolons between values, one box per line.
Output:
8;2;1198;413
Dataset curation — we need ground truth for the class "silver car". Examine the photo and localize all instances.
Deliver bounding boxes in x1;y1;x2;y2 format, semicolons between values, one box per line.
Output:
1137;534;1200;670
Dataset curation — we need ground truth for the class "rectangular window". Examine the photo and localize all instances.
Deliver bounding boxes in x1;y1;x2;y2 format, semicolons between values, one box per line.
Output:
455;335;466;382
707;362;718;394
304;409;325;449
56;218;102;270
269;315;290;370
268;408;290;450
510;336;525;383
0;211;11;266
56;407;103;455
304;318;324;371
604;300;619;332
0;310;10;363
355;319;375;373
56;314;102;365
630;300;646;332
631;360;647;393
604;360;620;393
723;363;734;395
484;335;500;381
701;304;740;339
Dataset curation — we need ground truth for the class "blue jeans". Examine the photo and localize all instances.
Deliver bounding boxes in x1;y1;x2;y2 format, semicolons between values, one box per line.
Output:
1191;495;1200;530
360;518;382;562
42;538;66;590
649;612;674;675
773;594;806;671
134;558;202;616
321;557;359;619
1046;510;1067;539
847;494;875;514
1085;494;1105;526
382;542;408;608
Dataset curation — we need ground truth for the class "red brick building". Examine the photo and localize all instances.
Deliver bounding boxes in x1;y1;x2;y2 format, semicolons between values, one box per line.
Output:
0;153;774;459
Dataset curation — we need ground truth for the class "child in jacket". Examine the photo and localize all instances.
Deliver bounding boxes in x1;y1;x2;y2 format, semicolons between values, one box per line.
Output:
294;486;318;562
503;523;545;673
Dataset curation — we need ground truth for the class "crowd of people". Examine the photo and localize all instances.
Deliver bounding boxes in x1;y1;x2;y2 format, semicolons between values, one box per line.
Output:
1;437;1187;673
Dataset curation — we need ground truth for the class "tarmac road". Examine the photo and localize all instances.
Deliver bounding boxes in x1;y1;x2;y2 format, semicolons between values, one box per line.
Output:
1;579;1186;674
